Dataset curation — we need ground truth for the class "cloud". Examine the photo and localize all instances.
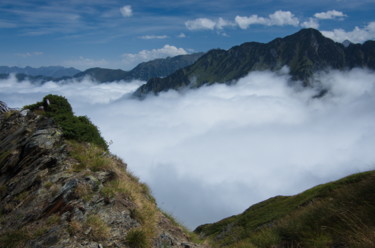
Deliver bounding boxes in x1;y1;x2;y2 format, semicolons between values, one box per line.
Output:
139;35;168;40
235;10;299;29
314;10;346;20
0;20;17;28
185;17;234;31
1;68;375;229
15;51;44;58
177;33;186;38
120;5;132;17
321;22;375;43
301;18;319;29
121;44;188;69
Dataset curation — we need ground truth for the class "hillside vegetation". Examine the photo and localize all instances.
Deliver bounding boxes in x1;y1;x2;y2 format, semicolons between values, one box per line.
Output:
195;171;375;248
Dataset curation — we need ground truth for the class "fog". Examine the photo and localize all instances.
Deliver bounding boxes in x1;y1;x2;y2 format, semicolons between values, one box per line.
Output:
1;69;375;229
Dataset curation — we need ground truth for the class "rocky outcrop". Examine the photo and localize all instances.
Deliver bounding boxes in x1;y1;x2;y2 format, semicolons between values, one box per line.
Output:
0;101;10;114
0;109;205;248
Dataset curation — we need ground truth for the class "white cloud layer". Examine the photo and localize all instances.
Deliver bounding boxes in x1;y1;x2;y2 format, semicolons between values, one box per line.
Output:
314;10;346;20
235;10;299;29
121;44;188;69
120;5;132;17
1;68;375;229
139;35;168;40
321;22;375;43
185;17;234;31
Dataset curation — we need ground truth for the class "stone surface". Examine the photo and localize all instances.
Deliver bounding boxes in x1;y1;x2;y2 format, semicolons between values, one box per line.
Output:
0;109;207;248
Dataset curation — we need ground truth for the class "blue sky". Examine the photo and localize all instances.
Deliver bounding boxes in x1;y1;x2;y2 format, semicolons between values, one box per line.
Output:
1;0;374;70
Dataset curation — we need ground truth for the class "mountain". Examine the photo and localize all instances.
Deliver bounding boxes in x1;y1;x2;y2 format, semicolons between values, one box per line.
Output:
134;28;375;98
195;171;375;248
75;53;204;82
0;97;204;248
0;66;80;78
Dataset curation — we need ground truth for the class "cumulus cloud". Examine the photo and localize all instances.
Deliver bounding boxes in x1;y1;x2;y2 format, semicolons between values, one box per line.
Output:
321;22;375;43
235;10;299;29
314;10;346;20
120;5;132;17
301;18;320;29
185;17;234;31
121;44;188;69
1;68;375;229
139;35;168;40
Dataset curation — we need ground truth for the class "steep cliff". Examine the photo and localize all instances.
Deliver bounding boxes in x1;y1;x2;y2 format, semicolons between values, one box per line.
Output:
0;101;204;248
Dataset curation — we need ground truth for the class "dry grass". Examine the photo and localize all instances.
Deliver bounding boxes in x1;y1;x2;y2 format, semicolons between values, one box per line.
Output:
86;214;110;241
66;140;159;242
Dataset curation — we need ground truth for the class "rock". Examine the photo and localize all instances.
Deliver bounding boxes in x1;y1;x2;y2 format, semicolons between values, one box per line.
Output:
0;100;10;114
20;109;30;116
0;107;207;248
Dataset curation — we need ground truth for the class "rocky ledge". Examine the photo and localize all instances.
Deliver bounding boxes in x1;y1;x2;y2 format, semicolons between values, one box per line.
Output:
0;109;205;248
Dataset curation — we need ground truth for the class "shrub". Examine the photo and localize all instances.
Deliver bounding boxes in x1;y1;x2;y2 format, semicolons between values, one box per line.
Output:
24;94;108;150
126;228;148;248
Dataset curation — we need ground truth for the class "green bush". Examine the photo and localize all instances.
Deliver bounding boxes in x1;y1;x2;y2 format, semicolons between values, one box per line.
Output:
126;229;148;248
24;94;108;150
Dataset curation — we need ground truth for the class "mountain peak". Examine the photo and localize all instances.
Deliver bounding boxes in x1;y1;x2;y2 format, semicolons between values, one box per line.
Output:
134;28;375;98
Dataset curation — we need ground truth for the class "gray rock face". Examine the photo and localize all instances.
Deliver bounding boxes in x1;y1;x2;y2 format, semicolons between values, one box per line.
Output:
0;109;206;248
0;101;10;114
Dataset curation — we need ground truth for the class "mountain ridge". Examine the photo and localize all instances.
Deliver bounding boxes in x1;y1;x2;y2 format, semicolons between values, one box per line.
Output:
0;66;80;78
0;53;204;84
134;28;375;98
0;98;205;248
74;53;204;82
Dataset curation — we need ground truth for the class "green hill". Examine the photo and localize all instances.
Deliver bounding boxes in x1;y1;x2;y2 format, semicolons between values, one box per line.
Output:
195;171;375;248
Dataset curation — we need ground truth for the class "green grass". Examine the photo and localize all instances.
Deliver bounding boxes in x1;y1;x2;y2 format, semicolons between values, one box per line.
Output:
195;171;375;248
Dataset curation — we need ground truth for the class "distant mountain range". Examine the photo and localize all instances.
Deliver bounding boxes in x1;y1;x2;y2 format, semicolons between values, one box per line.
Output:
0;53;203;83
134;28;375;98
0;66;80;78
75;53;204;82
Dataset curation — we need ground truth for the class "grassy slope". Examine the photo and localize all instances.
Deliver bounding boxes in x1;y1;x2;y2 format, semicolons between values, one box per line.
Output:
195;171;375;248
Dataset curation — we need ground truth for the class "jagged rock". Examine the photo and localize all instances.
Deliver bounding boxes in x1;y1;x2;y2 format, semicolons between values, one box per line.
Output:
0;101;10;114
0;108;207;248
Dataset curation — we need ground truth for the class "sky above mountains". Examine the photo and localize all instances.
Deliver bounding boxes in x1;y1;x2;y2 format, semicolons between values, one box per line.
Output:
1;0;374;70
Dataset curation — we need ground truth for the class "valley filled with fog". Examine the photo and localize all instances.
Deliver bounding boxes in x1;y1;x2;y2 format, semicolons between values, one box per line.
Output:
1;68;375;229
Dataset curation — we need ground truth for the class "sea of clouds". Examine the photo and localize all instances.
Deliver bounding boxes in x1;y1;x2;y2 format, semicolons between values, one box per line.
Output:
1;69;375;229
